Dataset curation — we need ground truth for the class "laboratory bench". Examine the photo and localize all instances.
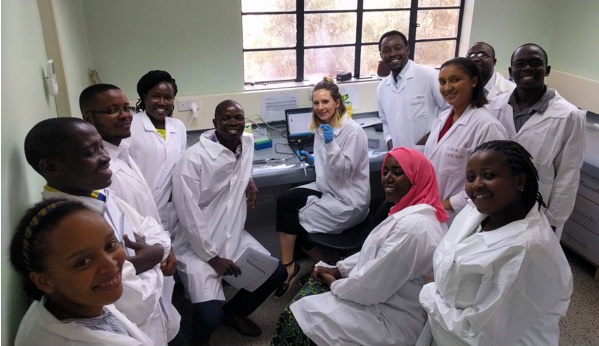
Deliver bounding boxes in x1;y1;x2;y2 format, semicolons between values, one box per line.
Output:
561;111;599;281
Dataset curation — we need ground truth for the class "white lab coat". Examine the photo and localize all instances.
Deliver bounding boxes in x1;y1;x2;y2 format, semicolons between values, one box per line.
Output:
172;132;270;303
290;205;446;346
487;90;586;229
42;189;171;345
419;201;573;346
298;115;370;234
424;106;508;211
15;296;152;346
127;112;187;236
484;72;515;102
377;59;447;150
103;140;162;224
103;139;182;342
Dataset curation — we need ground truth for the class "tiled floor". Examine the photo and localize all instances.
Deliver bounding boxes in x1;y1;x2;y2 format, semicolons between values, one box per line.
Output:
176;248;599;346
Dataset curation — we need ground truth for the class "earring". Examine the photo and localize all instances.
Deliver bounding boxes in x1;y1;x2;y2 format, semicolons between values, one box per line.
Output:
517;185;524;192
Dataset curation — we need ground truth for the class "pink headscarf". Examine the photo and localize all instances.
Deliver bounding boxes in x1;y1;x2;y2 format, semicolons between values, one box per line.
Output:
383;147;449;223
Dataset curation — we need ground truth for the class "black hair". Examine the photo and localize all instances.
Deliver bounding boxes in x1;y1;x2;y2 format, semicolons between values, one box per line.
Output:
311;76;346;129
470;41;496;58
214;99;243;119
10;198;90;300
24;117;90;175
511;43;549;65
378;30;408;51
79;83;121;113
473;140;546;211
135;70;178;112
440;57;488;108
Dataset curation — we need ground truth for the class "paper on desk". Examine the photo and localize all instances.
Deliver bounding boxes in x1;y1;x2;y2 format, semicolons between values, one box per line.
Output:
223;247;279;292
356;117;382;128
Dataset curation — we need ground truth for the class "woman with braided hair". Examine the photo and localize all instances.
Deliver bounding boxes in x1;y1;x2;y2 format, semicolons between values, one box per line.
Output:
10;198;152;345
128;70;187;237
418;140;573;346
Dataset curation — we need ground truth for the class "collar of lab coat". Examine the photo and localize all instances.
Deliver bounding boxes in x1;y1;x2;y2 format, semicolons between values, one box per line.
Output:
42;187;107;215
383;59;415;92
140;111;177;134
199;131;252;161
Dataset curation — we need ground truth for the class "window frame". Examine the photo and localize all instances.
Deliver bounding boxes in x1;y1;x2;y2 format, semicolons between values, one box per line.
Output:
242;0;465;85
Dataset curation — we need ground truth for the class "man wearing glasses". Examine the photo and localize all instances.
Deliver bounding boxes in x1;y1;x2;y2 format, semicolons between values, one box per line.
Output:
79;83;183;344
466;41;515;101
487;43;586;239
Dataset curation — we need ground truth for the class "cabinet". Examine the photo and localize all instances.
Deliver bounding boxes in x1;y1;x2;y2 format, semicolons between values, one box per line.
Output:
562;165;599;281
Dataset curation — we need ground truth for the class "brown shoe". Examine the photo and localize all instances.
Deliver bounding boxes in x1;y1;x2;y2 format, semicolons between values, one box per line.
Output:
225;313;262;337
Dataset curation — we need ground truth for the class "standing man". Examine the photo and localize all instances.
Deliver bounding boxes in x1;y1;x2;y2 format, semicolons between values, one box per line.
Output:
172;100;286;345
488;43;586;238
466;41;515;101
80;84;182;344
377;30;446;151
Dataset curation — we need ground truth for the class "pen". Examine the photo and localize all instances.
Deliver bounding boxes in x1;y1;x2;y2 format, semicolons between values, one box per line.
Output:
302;162;307;177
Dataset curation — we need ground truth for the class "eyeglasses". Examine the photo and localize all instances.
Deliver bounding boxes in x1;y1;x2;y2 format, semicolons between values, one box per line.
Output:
511;58;544;69
466;52;491;59
88;106;135;116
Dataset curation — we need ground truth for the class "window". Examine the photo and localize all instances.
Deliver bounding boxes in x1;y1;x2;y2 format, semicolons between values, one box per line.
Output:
242;0;464;85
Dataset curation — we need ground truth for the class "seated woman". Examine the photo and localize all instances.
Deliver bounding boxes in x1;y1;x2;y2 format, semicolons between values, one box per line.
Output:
10;198;152;345
418;140;573;346
424;57;507;214
275;76;371;298
272;147;449;346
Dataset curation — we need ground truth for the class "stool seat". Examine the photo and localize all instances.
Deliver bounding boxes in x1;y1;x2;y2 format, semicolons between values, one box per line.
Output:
305;217;374;256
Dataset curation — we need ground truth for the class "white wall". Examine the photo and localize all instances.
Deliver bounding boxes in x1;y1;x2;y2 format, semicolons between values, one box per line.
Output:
1;0;59;343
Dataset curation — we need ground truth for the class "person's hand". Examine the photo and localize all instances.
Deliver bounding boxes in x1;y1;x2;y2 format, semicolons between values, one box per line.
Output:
124;234;165;274
320;124;334;144
311;266;341;283
442;198;453;211
208;256;242;277
160;248;178;276
386;139;393;151
295;150;314;165
246;178;259;209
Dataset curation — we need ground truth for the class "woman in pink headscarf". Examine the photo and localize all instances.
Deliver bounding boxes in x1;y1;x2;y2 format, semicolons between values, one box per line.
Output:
272;148;449;346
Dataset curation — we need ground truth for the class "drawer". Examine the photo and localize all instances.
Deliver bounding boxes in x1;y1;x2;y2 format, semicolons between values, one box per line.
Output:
578;171;599;202
563;219;599;266
569;194;599;236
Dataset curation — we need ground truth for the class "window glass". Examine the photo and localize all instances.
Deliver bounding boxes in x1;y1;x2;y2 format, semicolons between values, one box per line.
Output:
242;0;295;12
413;40;456;68
360;44;382;77
419;0;461;7
243;14;296;49
363;0;411;9
244;50;296;83
305;13;356;46
362;10;410;43
304;47;355;81
305;0;356;11
416;9;460;40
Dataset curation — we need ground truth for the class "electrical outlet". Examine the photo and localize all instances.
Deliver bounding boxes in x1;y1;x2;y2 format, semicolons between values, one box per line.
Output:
177;98;200;112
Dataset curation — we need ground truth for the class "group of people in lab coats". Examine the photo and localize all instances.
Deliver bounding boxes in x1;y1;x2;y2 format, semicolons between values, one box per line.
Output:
9;28;585;346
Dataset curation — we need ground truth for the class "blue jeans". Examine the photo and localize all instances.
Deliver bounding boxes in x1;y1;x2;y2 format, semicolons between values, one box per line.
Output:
192;262;287;342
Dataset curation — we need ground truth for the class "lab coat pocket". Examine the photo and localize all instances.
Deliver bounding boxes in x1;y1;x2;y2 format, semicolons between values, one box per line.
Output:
438;145;470;178
408;95;428;120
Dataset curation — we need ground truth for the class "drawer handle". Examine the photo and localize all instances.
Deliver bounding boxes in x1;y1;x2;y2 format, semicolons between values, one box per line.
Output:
574;207;595;221
580;180;599;193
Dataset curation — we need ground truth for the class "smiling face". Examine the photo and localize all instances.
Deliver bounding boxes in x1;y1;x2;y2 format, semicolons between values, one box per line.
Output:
43;123;112;196
380;34;410;74
509;44;550;92
465;150;525;216
382;156;413;203
213;102;245;145
312;89;340;124
30;210;125;318
83;89;133;146
144;81;175;123
439;63;478;113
